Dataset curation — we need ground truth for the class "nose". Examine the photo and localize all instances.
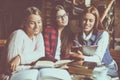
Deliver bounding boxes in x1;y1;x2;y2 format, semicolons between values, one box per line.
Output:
86;20;90;25
35;23;39;28
60;16;65;21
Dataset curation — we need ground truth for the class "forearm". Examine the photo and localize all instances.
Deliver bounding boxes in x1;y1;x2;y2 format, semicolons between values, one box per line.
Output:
84;31;109;64
84;55;101;64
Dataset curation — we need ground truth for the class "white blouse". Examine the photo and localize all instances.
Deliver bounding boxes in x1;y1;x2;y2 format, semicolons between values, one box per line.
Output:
7;29;45;64
83;31;109;64
55;37;61;60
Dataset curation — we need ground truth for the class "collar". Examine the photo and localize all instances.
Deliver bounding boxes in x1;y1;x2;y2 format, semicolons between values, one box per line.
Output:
82;31;96;42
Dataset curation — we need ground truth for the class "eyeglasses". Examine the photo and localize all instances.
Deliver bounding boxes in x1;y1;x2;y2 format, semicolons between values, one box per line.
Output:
56;13;68;19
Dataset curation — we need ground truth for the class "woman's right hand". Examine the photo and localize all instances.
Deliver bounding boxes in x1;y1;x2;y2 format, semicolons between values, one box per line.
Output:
9;55;21;72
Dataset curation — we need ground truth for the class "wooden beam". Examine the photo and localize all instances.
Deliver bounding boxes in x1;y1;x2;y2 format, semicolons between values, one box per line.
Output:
0;39;6;47
100;0;115;22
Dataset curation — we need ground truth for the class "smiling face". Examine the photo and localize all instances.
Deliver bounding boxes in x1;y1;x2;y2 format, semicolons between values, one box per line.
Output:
56;9;68;28
24;14;42;37
82;13;95;35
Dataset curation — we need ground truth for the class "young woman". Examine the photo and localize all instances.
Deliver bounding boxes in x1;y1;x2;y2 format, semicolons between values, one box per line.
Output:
0;6;45;80
40;5;73;80
43;5;74;61
70;6;119;78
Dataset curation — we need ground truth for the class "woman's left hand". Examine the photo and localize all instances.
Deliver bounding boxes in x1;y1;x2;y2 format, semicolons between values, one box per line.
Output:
69;51;84;60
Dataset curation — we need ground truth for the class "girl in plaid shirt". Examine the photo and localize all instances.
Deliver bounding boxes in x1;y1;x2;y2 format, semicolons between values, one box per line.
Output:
43;5;75;62
40;4;74;80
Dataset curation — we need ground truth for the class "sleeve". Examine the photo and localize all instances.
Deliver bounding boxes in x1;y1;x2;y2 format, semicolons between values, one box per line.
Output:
43;27;57;61
20;33;45;64
84;31;109;64
7;30;24;62
44;28;51;56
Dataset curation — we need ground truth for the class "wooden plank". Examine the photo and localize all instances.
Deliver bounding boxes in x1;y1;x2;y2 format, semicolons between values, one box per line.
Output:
0;39;6;47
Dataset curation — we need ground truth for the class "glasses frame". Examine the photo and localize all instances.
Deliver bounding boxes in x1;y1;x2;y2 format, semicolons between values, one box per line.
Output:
56;13;69;20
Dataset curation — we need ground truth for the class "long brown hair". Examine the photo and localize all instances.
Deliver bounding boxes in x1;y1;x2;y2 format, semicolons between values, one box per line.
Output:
61;25;75;55
53;5;75;55
79;6;105;34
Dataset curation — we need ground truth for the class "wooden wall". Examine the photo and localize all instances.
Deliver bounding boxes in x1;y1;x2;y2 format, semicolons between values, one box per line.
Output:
0;0;42;39
0;0;120;39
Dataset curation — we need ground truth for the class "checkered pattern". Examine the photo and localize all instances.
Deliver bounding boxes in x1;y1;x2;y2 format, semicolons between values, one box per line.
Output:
43;26;71;61
43;26;58;61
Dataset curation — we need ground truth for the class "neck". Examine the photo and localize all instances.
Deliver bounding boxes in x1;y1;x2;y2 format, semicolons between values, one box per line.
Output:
58;26;64;32
84;30;93;36
58;26;65;37
26;31;34;40
85;32;90;36
28;35;34;40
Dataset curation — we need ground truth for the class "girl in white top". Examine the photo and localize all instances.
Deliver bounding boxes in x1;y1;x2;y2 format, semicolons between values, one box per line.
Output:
70;6;119;79
0;6;45;80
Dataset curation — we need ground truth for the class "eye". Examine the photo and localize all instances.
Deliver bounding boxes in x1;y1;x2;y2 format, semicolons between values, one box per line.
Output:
56;16;61;19
29;21;34;25
38;21;42;24
89;19;94;22
56;13;68;20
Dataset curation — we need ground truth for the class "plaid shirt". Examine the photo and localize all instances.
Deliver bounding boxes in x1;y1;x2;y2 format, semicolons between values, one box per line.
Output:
43;26;71;62
43;26;58;61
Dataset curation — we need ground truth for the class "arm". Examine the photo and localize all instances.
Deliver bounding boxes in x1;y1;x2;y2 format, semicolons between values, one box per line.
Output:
7;30;24;71
84;31;109;63
7;30;24;62
43;27;57;61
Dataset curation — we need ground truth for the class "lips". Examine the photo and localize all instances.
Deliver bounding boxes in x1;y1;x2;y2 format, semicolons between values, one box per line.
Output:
84;25;90;29
61;21;65;23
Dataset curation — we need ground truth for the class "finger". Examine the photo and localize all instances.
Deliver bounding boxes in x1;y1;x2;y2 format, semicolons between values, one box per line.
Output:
13;65;16;71
11;64;16;72
10;64;14;72
77;50;83;55
69;52;73;54
69;52;77;55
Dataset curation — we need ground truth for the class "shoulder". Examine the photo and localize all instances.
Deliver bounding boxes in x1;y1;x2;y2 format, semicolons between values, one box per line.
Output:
36;33;43;38
101;31;109;37
96;30;109;40
7;29;26;43
10;29;25;37
97;30;109;37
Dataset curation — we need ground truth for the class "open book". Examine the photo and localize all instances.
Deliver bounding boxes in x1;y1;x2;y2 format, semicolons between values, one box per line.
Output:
33;60;73;68
14;60;72;71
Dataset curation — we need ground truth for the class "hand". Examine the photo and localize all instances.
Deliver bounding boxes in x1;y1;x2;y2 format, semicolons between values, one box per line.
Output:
60;65;69;69
69;51;84;60
9;55;21;72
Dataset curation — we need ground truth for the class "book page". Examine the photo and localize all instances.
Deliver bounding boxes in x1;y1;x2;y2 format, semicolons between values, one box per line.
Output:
33;60;73;68
33;61;55;68
54;60;73;67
